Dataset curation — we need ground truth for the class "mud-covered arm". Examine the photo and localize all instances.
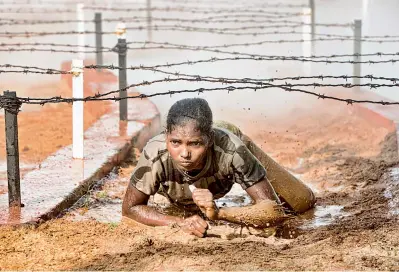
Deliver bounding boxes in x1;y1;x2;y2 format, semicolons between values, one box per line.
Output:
122;150;209;237
122;184;209;237
193;142;285;228
217;179;286;227
122;183;184;226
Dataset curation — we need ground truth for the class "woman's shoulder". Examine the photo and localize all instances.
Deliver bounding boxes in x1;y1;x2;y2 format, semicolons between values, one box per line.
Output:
142;133;168;162
213;127;245;154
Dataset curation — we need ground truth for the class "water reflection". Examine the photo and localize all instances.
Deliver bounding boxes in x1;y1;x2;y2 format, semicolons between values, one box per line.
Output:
385;167;399;216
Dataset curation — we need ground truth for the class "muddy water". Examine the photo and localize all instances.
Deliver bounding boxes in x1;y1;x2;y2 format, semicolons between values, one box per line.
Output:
385;167;399;216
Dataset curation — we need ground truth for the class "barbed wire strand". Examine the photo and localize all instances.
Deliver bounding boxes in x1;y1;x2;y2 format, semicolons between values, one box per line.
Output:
2;83;398;114
2;0;309;8
0;6;304;16
0;16;352;28
2;44;399;65
0;0;306;6
3;41;399;61
3;27;399;40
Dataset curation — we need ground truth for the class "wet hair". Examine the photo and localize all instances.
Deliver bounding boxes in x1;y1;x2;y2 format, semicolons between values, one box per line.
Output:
166;98;213;137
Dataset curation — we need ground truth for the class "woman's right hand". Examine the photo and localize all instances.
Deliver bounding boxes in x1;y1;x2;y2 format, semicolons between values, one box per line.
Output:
178;215;209;238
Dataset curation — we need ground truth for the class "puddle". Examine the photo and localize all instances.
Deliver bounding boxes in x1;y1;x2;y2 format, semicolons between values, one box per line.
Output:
384;167;399;216
215;184;252;207
298;205;350;229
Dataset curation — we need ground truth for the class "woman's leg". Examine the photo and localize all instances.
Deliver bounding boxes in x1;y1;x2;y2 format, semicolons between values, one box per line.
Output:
214;120;316;214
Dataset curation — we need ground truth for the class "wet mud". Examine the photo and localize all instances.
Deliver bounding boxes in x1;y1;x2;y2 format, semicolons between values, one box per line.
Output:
1;98;398;270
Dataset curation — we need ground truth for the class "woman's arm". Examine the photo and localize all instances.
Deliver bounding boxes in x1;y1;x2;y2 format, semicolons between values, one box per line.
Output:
122;183;209;237
192;179;287;228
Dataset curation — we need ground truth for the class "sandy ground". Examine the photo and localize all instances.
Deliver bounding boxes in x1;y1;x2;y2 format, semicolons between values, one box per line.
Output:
1;98;398;270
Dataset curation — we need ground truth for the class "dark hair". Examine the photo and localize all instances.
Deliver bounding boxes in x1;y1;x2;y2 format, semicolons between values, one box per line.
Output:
166;98;213;137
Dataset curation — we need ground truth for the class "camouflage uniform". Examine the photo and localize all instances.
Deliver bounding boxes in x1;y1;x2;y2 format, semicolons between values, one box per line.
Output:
130;121;315;213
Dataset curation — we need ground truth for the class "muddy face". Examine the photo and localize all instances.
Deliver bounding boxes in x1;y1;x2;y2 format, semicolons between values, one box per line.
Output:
166;121;211;172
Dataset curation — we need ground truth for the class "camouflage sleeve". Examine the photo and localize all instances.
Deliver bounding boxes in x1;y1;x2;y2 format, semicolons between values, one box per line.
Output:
231;145;266;190
130;150;162;196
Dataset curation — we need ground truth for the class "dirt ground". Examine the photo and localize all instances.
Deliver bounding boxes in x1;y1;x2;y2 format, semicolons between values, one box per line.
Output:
1;98;398;270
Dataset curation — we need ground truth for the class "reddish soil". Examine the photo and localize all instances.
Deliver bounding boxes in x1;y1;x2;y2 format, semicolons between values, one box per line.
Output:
1;97;398;270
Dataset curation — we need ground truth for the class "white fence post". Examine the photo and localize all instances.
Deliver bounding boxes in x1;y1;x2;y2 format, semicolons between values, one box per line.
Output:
72;59;84;159
77;3;85;61
302;7;312;75
362;0;369;22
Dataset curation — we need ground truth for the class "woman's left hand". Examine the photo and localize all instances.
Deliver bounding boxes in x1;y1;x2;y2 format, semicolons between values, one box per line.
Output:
191;188;219;220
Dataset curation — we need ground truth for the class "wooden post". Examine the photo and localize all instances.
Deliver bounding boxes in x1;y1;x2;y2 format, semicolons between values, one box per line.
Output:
116;23;128;121
95;13;103;67
353;20;362;90
4;91;21;207
72;60;84;159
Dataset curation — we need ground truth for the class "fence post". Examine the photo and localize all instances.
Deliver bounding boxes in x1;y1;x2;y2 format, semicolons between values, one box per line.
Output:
147;0;152;41
4;91;21;207
362;0;369;21
309;0;315;54
94;13;103;68
72;60;84;159
302;7;312;75
116;23;128;121
77;3;85;61
353;19;362;90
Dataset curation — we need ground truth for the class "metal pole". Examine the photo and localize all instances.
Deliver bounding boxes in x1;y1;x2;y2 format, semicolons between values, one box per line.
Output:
94;13;103;67
4;91;21;207
118;38;128;121
353;19;362;89
77;3;85;61
309;0;315;54
147;0;152;41
72;60;84;159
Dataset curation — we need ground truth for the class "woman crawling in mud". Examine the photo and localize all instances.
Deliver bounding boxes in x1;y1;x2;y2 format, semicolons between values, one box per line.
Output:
122;98;316;237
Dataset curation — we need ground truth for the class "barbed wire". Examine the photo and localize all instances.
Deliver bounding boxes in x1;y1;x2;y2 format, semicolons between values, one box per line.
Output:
0;13;304;22
2;82;399;114
0;7;304;18
4;60;399;88
0;48;110;53
1;23;399;39
2;43;399;65
125;69;399;85
0;17;352;28
0;64;70;74
4;41;398;61
0;42;106;49
0;69;71;74
1;29;399;40
0;49;399;73
0;0;309;8
0;0;305;7
90;74;399;91
83;6;305;15
0;20;309;31
3;25;343;36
